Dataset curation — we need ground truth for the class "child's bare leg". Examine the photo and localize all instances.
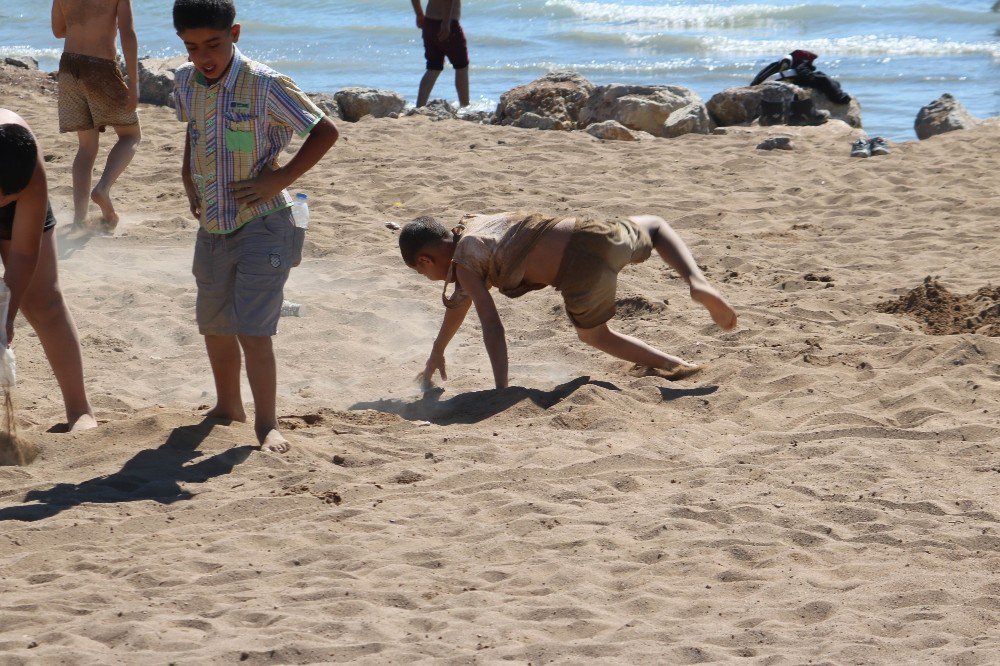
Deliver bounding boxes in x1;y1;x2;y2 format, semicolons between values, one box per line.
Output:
91;124;141;228
455;67;470;107
12;231;96;430
237;335;288;453
204;334;246;422
72;129;100;226
417;69;442;107
630;215;737;330
576;323;701;378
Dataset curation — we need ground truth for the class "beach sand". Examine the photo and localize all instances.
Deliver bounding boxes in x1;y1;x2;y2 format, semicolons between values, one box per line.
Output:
1;65;998;664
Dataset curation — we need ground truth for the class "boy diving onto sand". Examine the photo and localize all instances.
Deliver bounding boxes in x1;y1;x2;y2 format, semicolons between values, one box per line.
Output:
51;0;141;230
172;0;338;453
400;212;737;389
0;110;97;431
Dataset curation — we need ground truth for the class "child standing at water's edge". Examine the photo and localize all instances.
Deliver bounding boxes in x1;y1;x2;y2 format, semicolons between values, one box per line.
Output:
410;0;470;107
50;0;142;231
172;0;338;452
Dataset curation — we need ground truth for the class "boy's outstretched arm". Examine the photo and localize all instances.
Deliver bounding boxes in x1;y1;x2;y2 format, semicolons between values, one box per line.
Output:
232;117;338;207
456;265;509;389
117;0;139;113
51;0;67;38
421;296;471;386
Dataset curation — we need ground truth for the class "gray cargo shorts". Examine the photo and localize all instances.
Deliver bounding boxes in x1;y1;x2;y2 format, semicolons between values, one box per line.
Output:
192;207;302;337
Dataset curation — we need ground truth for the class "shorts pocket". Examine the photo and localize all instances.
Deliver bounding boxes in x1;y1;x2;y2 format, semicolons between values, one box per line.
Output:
292;225;305;267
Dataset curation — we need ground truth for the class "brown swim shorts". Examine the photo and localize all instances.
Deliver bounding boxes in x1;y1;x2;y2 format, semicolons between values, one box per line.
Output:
58;52;139;133
553;218;654;329
422;19;470;71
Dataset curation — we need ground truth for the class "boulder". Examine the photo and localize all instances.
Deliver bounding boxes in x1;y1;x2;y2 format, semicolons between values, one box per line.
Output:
4;56;38;70
512;112;564;131
914;94;979;140
585;120;638;141
405;99;458;121
757;137;794;151
708;81;862;128
334;87;406;122
457;109;494;124
138;56;188;107
306;93;344;120
496;71;595;129
580;84;711;138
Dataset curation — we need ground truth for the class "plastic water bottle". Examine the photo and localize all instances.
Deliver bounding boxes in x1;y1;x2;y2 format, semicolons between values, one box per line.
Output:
0;282;16;387
291;192;309;230
280;299;305;317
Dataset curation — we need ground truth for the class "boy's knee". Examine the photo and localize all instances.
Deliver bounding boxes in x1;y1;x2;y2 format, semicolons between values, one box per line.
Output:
21;287;66;326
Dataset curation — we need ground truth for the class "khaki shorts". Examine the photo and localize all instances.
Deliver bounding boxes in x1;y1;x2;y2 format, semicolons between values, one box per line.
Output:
58;53;139;133
192;208;303;337
554;218;653;329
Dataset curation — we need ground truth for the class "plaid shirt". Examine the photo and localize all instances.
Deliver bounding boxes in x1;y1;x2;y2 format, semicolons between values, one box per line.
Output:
174;47;324;233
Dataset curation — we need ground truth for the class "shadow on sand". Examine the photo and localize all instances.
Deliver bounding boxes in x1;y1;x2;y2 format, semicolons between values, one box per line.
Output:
0;418;253;522
659;385;719;401
350;376;623;425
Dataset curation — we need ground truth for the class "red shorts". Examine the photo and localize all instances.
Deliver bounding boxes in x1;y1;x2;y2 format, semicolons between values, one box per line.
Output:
422;19;469;71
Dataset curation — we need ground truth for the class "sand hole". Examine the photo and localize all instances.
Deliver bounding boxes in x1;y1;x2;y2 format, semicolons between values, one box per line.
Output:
878;277;999;336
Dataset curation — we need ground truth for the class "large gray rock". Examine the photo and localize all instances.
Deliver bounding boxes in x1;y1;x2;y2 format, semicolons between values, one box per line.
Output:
914;94;979;140
496;71;595;129
334;87;406;122
580;84;711;138
405;99;457;121
4;56;39;70
585;120;638;141
512;112;564;130
138;56;188;107
708;81;862;128
306;93;344;121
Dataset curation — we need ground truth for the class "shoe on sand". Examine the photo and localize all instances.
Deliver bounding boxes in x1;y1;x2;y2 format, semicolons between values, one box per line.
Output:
850;137;871;158
869;136;890;156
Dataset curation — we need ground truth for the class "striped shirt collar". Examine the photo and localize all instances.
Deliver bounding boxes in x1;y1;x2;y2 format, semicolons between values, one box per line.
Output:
193;46;246;90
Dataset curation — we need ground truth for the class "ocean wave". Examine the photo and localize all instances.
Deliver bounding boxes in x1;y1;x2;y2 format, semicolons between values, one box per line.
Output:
545;0;818;28
698;35;1000;59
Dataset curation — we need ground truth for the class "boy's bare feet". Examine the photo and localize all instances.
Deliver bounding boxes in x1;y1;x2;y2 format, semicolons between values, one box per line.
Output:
631;363;705;381
90;187;120;228
257;427;290;454
690;280;737;330
68;413;98;432
205;405;247;423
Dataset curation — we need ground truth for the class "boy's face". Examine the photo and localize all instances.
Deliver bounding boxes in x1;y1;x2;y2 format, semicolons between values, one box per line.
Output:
412;250;450;282
178;25;241;80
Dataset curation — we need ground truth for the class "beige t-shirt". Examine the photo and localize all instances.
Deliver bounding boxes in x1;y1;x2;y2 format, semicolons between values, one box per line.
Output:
443;212;562;308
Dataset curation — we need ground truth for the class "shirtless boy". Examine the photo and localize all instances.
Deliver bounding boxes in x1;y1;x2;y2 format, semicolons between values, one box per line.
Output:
400;212;738;389
0;110;97;431
410;0;470;107
51;0;141;230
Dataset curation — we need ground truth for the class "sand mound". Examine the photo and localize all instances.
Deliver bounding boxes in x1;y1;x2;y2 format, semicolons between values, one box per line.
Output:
878;277;1000;335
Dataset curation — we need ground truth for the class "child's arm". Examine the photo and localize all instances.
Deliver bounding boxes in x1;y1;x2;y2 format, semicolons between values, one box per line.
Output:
51;0;67;39
455;265;509;389
181;133;201;220
117;0;139;113
231;117;338;208
410;0;424;28
421;296;471;386
4;155;47;344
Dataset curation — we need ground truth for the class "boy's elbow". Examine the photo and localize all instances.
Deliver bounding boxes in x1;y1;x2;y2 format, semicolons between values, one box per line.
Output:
318;117;339;147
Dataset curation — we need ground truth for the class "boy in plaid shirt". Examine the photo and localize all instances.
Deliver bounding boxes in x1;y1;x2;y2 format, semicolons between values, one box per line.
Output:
172;0;338;452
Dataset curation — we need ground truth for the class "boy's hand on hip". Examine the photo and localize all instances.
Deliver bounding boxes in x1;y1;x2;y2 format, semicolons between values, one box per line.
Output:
232;166;286;208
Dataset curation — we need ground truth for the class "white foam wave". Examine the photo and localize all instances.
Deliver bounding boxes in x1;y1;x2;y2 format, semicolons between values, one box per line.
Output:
697;35;1000;59
546;0;806;28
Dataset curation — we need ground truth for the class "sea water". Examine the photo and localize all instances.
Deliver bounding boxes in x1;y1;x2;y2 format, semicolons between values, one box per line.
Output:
1;0;998;139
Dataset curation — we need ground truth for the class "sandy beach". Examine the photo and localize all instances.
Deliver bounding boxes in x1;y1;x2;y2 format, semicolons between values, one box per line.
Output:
1;64;999;664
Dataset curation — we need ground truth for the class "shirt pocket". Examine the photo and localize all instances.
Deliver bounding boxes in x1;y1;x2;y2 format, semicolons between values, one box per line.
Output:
224;115;257;153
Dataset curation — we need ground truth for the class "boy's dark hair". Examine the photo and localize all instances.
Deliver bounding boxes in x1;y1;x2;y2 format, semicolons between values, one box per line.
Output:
173;0;236;32
0;124;38;196
399;216;451;266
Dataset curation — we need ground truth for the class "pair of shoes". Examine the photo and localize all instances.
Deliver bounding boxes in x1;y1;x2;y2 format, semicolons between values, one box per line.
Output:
788;95;829;126
850;136;891;158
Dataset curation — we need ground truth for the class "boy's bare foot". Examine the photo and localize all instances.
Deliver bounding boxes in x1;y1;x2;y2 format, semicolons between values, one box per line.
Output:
68;413;99;432
631;363;705;381
257;427;290;454
90;187;120;228
690;280;737;330
205;405;247;423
